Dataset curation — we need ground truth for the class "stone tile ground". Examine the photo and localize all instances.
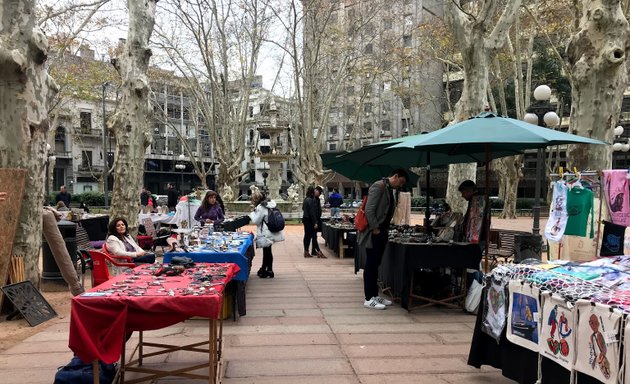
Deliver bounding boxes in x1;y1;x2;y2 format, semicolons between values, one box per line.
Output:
0;216;539;383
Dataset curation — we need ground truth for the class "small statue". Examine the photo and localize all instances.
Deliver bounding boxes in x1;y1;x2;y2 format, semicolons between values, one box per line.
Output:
287;183;301;203
221;183;234;202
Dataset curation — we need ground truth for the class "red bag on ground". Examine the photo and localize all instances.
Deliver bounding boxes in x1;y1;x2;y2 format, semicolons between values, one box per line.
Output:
354;196;369;232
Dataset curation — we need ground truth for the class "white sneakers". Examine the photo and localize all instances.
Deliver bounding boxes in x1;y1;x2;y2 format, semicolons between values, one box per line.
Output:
364;296;392;310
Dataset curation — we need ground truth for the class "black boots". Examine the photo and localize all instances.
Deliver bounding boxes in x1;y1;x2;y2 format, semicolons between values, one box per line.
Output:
257;267;274;278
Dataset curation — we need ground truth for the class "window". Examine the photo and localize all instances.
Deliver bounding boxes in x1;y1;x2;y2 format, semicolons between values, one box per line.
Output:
183;106;190;120
249;106;254;117
381;120;391;132
346;105;354;115
363;122;372;131
402;119;410;130
330;125;338;135
83;185;93;192
328;142;337;151
383;81;391;91
346;124;354;134
403;35;412;48
81;151;93;169
55;126;66;141
402;97;411;109
330;12;338;23
364;103;372;113
364;43;373;54
80;112;92;131
167;105;181;119
383;19;393;30
346;85;354;96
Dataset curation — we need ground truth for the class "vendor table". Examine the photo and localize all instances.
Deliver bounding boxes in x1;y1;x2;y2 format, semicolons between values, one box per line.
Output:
321;221;356;259
468;285;600;384
163;233;254;316
356;240;482;309
69;262;239;383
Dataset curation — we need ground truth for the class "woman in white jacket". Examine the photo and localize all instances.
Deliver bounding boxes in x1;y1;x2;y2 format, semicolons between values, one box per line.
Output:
248;191;284;278
105;217;156;264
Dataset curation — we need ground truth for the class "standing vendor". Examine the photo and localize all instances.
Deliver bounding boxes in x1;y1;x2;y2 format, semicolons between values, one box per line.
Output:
458;180;489;249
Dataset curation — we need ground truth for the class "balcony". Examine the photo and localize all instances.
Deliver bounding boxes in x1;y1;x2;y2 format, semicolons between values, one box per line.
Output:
74;127;102;137
55;151;72;158
77;164;103;174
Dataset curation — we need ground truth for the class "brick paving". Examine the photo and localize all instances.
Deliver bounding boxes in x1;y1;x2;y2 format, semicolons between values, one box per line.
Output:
0;216;544;383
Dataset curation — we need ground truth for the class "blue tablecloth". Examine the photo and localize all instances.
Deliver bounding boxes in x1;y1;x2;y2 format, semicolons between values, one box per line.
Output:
163;233;254;281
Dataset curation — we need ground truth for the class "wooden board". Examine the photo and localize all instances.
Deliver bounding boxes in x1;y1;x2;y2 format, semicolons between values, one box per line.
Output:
0;169;27;309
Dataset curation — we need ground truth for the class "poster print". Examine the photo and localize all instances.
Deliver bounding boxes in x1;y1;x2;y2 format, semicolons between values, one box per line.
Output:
507;280;540;352
575;300;622;384
539;293;575;370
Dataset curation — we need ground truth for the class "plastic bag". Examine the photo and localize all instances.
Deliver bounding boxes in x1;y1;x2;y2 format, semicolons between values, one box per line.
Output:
465;279;483;314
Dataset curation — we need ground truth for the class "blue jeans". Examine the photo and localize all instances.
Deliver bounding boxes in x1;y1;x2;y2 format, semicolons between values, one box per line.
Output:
331;207;340;217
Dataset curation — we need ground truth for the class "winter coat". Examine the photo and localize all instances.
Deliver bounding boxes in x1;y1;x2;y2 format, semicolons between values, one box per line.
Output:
106;234;143;258
357;179;393;249
194;203;225;225
248;199;285;248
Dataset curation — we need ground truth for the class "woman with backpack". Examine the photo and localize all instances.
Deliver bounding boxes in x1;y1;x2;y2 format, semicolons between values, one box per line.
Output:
302;186;326;258
249;191;284;278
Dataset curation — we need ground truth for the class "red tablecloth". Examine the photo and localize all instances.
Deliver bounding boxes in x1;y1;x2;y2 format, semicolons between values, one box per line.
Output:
69;263;239;364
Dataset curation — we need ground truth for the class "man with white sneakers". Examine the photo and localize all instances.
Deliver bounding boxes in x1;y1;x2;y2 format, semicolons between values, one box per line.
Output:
357;169;408;309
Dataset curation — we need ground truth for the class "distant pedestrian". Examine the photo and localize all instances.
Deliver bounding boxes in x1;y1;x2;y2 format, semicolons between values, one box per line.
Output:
302;186;326;258
55;185;71;208
167;183;179;211
140;187;150;213
329;189;343;218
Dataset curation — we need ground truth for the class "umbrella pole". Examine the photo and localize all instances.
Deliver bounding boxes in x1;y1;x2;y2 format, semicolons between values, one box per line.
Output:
484;148;491;273
425;152;431;235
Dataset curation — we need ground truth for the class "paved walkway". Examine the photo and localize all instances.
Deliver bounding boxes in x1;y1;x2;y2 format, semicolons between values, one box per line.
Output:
0;219;537;383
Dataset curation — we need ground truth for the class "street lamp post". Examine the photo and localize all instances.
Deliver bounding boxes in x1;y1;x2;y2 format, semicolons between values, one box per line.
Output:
176;153;186;192
102;82;110;207
262;171;268;194
524;85;560;237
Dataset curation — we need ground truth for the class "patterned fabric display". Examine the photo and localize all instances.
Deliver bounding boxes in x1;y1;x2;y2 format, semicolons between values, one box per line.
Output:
507;280;540;352
539;293;575;370
481;276;508;343
544;181;569;243
603;170;630;226
574;300;622;384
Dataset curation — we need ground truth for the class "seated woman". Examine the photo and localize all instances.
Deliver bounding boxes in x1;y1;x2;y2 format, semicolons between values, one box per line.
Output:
106;217;156;264
194;190;225;227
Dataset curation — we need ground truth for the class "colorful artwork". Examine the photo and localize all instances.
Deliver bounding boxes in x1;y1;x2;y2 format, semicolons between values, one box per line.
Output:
481;278;507;343
507;280;540;352
574;301;621;384
540;294;575;370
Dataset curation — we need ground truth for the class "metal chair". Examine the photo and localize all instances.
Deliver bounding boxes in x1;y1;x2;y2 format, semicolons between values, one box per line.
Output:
141;217;171;252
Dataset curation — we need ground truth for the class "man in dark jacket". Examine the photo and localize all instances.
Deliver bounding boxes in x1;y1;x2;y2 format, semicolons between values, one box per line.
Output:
167;183;179;211
357;169;408;310
55;185;71;208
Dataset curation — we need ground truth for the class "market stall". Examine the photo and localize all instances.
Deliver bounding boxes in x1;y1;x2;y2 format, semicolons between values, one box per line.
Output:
69;262;239;383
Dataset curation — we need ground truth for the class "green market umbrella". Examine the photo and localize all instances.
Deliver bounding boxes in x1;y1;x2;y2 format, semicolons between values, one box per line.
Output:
322;138;420;187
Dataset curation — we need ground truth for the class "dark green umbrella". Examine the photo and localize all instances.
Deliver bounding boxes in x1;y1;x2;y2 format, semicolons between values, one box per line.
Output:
322;139;420;187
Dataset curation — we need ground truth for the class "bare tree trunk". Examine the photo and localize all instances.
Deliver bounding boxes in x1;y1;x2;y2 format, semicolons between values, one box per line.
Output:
444;0;523;214
0;0;58;282
109;0;157;234
566;0;630;170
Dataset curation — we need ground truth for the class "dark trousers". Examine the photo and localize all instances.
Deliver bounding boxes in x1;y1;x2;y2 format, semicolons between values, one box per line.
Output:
302;220;320;253
363;230;389;301
262;246;273;271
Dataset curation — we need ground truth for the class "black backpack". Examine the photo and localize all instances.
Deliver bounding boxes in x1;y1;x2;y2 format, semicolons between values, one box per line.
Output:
264;207;285;232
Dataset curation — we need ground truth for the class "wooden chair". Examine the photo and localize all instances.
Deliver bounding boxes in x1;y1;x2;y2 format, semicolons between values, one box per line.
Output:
88;249;136;287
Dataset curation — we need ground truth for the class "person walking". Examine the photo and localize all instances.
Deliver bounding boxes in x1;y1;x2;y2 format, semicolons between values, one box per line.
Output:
302;186;326;258
357;169;408;310
249;191;284;278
